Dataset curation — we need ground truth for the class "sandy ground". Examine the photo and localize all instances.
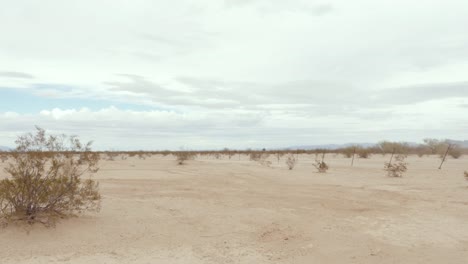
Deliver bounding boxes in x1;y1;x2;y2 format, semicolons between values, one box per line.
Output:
1;154;468;263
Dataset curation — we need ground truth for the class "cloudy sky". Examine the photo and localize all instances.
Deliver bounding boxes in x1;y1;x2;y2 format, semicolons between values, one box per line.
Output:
1;0;467;150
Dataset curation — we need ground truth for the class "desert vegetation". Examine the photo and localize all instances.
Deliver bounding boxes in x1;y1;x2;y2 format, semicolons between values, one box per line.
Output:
313;153;329;173
249;152;272;167
384;154;408;177
1;132;466;229
378;141;410;155
0;131;467;263
174;151;196;165
0;127;101;227
0;153;8;163
285;154;297;170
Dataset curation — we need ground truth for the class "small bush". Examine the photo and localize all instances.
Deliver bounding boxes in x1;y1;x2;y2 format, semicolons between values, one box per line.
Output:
276;152;285;163
249;152;271;167
285;154;297;170
357;148;371;159
174;152;196;165
464;171;468;181
0;127;100;227
341;147;355;158
0;153;8;163
378;141;410;155
384;154;408;177
448;146;462;159
106;152;119;161
313;159;329;173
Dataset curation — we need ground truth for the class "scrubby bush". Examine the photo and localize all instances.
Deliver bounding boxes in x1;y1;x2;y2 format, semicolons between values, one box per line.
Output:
448;145;462;159
341;146;356;158
249;152;271;167
0;153;8;163
174;152;196;165
378;141;410;155
423;138;446;155
313;159;329;173
464;171;468;181
276;152;285;164
106;152;119;161
285;154;297;170
357;148;371;159
221;148;235;159
384;154;408;177
0;127;101;226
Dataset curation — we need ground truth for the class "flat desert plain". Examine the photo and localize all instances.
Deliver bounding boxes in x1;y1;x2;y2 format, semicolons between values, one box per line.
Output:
1;154;468;263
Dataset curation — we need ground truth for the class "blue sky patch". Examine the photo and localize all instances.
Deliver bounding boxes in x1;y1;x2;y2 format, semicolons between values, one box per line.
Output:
0;88;154;113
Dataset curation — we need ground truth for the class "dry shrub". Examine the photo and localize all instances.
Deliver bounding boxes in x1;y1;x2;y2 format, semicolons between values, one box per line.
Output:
448;146;462;159
222;148;235;159
137;152;147;160
275;152;285;163
313;159;329;173
423;138;448;155
285;154;297;170
106;152;119;161
384;154;408;177
0;127;100;227
357;148;371;159
464;171;468;181
174;152;196;165
341;147;355;158
249;152;271;167
378;141;410;155
0;153;8;163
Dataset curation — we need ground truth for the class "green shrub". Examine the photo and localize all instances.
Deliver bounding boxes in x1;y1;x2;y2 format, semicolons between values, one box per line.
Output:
0;127;100;227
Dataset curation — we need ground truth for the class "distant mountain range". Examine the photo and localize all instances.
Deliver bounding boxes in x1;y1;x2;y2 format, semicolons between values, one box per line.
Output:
288;139;468;150
446;140;468;148
0;140;467;152
286;143;376;150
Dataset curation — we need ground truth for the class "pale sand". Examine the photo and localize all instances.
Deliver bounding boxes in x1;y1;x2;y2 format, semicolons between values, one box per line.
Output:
1;154;468;263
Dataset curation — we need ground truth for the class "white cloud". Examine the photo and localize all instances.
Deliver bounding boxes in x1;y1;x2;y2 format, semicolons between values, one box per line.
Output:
1;100;466;150
0;0;468;148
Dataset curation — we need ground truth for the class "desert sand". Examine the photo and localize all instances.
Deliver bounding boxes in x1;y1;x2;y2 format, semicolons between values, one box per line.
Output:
1;154;467;263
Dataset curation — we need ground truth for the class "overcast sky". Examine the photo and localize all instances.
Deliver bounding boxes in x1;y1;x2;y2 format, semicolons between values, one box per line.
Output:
1;0;467;150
